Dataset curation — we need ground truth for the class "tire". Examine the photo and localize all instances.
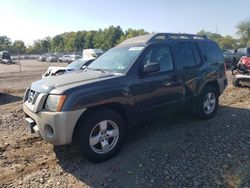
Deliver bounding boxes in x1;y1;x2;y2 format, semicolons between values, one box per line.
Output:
75;109;127;162
193;86;219;120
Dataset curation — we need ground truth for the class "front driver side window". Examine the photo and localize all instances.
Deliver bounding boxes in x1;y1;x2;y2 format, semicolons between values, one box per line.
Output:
142;46;173;72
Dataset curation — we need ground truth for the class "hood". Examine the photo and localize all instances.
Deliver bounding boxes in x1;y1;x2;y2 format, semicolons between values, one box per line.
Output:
31;70;118;94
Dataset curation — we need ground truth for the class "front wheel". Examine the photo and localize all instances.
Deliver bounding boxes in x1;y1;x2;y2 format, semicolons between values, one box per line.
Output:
193;86;219;120
75;109;127;162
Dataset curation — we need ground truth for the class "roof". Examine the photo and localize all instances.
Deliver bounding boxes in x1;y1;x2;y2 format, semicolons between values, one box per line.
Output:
117;33;208;47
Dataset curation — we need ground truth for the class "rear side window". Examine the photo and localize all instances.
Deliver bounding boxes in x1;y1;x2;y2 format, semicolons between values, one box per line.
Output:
177;43;196;68
198;41;223;63
190;43;202;65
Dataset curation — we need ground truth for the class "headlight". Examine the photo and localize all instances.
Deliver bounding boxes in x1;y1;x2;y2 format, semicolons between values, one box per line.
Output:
45;95;67;112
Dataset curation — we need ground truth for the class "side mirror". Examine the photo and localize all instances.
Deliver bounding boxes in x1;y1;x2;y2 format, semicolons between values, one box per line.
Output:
143;62;160;73
81;65;87;70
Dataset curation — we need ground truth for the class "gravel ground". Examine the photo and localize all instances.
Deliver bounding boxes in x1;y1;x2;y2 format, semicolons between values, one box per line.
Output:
0;61;249;188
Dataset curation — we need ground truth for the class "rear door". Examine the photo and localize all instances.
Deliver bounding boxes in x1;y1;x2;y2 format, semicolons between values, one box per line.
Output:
175;42;201;98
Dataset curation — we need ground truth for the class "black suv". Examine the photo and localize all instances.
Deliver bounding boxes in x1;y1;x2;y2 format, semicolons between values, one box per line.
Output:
23;33;227;162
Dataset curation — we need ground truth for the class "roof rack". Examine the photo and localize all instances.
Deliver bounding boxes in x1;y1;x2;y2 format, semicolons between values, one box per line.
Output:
148;33;208;43
117;33;208;47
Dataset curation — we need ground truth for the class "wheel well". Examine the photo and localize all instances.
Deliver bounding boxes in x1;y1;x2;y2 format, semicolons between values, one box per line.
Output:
72;103;128;144
203;81;220;95
88;103;128;123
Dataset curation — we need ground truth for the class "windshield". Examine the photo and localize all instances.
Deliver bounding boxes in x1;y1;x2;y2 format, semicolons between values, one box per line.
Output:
67;59;90;69
88;46;144;73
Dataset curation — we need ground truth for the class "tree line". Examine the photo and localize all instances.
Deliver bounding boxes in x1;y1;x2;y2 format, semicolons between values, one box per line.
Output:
0;26;147;54
198;18;250;49
0;18;249;55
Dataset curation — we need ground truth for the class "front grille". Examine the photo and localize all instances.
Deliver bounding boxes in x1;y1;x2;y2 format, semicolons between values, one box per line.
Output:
27;90;40;105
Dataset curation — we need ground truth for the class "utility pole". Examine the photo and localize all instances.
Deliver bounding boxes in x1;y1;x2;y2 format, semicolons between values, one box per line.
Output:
17;48;22;72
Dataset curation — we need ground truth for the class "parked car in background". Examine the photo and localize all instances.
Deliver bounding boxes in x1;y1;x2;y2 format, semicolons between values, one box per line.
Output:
46;55;59;62
38;55;47;62
42;58;94;78
42;49;103;78
58;55;70;62
232;47;250;65
0;51;12;64
24;33;227;162
68;54;82;63
222;49;233;68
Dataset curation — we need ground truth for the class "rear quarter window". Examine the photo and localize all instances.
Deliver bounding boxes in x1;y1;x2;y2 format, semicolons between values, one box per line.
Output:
177;43;196;68
198;41;224;63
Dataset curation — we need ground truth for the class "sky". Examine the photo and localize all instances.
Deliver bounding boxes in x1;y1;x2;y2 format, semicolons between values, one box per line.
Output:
0;0;249;45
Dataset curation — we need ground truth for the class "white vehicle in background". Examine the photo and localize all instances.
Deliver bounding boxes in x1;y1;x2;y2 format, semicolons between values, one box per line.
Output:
58;54;70;62
82;49;103;60
42;49;103;79
68;54;82;63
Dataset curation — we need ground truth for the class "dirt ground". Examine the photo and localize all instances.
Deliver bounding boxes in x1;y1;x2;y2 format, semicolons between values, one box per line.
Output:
0;60;250;188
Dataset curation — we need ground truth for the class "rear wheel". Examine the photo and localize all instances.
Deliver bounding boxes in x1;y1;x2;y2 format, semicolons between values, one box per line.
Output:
75;109;127;162
193;86;219;120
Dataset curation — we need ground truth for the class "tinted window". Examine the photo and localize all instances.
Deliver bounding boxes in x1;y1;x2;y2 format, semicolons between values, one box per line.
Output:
142;46;173;72
2;52;10;59
190;43;201;65
198;41;223;63
177;43;196;68
247;48;250;54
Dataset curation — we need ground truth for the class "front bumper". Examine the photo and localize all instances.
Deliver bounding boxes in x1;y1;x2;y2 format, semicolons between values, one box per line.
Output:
23;103;86;145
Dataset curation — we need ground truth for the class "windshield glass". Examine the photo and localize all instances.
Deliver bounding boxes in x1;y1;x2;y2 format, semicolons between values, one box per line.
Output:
88;46;144;73
67;59;88;69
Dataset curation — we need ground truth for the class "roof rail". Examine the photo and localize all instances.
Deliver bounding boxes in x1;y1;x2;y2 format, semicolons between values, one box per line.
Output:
148;33;208;43
117;33;208;47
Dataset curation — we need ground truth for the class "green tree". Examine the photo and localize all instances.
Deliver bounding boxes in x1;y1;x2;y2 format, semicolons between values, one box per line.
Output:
197;30;223;44
236;18;250;47
0;36;12;51
219;35;238;49
74;31;86;51
52;35;64;52
85;31;96;48
119;28;148;43
13;40;26;53
94;26;124;50
63;32;77;52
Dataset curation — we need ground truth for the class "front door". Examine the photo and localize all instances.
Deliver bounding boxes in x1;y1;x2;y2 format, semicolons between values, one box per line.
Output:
131;44;183;116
